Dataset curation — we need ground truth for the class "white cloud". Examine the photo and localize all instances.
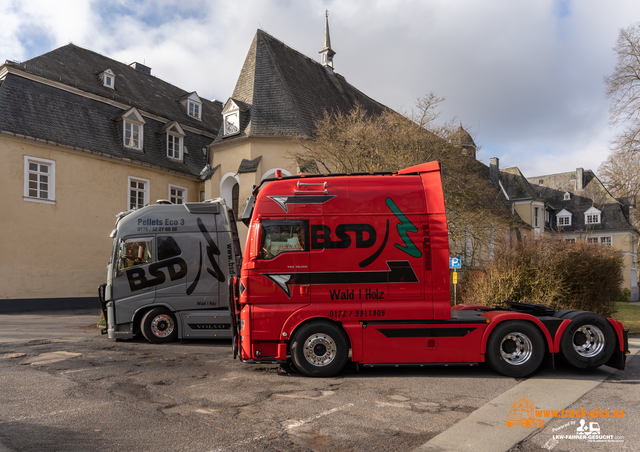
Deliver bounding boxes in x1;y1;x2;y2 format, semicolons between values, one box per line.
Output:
3;0;640;177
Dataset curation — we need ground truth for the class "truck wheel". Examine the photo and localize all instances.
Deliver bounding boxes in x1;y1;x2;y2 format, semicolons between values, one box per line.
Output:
485;321;545;378
290;321;349;377
559;312;615;369
141;308;178;344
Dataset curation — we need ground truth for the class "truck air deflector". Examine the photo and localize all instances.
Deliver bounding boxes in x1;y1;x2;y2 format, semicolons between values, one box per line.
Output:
262;260;418;298
268;195;336;213
184;203;220;214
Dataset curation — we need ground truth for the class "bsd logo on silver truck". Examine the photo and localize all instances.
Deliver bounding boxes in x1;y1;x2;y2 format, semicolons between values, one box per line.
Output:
126;257;187;291
125;217;226;293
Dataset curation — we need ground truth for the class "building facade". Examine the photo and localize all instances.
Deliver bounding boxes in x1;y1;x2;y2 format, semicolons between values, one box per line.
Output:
0;44;221;308
491;157;638;301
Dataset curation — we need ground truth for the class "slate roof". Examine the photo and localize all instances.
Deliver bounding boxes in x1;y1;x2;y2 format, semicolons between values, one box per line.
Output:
238;156;262;173
213;29;389;143
1;43;222;178
526;170;634;232
499;167;541;201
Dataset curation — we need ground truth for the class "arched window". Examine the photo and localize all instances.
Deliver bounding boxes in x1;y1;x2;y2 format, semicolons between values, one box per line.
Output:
232;182;239;215
220;172;240;212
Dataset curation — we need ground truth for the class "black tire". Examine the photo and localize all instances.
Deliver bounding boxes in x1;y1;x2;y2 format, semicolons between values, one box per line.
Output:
559;312;616;369
485;321;545;378
141;308;178;344
290;321;349;377
554;309;580;319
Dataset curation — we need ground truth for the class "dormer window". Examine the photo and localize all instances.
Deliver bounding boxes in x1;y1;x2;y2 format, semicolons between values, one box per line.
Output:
584;206;601;225
557;209;572;226
100;68;116;89
222;99;245;137
224;112;239;135
188;99;201;119
563;192;571;201
162;121;186;161
121;108;145;150
178;92;203;120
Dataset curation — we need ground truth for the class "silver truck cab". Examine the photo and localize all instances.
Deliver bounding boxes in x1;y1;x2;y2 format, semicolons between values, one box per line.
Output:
99;199;241;343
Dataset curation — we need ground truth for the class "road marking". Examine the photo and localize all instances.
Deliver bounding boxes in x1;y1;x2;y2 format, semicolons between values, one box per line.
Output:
61;368;93;374
274;390;335;400
283;403;354;431
208;403;355;451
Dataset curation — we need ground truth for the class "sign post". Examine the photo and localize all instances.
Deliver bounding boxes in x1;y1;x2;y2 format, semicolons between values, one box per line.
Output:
449;257;461;305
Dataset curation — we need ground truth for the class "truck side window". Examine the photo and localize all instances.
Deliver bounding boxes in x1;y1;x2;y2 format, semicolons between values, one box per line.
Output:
117;237;153;272
259;220;307;259
157;236;182;261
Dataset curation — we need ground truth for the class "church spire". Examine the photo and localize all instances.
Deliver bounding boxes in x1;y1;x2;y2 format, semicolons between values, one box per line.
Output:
319;10;336;71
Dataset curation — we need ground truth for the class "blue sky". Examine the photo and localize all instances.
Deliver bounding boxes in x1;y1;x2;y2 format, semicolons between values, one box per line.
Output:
2;0;639;177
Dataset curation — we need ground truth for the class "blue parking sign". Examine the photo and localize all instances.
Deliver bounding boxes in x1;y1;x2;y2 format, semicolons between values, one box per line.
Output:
450;257;461;269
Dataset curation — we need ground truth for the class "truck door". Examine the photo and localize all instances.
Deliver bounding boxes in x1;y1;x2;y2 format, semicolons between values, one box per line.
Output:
248;220;310;340
112;236;155;325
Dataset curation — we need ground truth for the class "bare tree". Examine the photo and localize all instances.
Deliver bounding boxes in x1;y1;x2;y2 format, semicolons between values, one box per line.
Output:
293;94;515;267
599;150;640;199
605;22;640;155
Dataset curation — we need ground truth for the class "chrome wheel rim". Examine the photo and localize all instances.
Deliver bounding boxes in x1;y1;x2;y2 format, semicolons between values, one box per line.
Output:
303;333;337;367
500;332;533;365
151;314;174;338
572;325;605;357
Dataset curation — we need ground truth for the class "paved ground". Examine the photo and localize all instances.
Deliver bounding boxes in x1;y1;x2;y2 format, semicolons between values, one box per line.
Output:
0;309;638;452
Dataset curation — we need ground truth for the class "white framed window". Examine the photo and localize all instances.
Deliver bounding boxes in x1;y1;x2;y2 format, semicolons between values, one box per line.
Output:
100;68;115;89
163;121;185;161
128;176;149;210
188;99;201;120
556;209;571;227
586;214;600;224
600;236;612;246
584;206;601;225
167;133;183;160
104;74;114;88
124;121;142;149
221;99;244;137
563;192;571;201
534;207;540;228
169;185;187;204
24;156;55;204
565;238;576;244
587;237;599;244
121;108;145;150
224;111;240;135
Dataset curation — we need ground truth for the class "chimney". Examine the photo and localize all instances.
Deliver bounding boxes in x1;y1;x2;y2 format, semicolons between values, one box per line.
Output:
490;157;500;186
576;168;584;190
129;62;151;75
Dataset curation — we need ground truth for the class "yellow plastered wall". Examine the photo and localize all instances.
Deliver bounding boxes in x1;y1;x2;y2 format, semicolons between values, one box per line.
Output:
0;136;203;298
207;138;302;243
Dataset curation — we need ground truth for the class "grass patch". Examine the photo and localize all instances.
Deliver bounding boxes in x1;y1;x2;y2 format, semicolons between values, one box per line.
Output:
612;302;640;335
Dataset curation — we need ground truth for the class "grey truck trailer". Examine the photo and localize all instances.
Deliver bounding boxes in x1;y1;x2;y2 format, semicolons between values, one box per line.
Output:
98;199;242;343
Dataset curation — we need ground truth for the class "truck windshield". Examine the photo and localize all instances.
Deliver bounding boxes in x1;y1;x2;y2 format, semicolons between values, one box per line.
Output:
259;220;306;259
117;237;153;272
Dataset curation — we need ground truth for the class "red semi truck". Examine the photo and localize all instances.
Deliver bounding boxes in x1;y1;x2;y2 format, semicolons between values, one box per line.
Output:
229;162;629;377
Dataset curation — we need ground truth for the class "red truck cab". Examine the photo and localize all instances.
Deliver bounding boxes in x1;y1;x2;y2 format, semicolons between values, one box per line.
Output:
230;162;629;377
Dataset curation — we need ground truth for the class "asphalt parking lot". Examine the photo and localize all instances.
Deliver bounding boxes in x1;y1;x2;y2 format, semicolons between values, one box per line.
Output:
0;309;638;452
